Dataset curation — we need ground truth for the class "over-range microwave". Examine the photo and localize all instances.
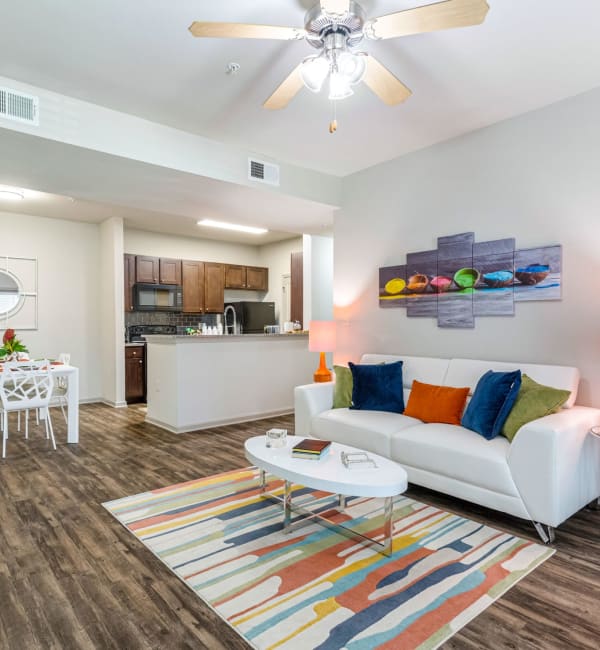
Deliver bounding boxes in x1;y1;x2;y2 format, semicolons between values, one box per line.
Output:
133;283;182;312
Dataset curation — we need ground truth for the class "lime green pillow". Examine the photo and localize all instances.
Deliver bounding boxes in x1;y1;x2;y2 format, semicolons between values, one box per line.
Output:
501;374;571;442
333;365;353;408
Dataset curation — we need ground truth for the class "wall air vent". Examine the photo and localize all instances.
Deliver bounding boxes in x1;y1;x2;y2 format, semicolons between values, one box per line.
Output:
248;158;280;186
0;87;39;126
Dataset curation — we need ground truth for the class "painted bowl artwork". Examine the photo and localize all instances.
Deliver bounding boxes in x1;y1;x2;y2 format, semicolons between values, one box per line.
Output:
453;268;481;289
515;264;550;285
406;273;430;293
430;276;453;293
384;277;406;295
482;270;514;288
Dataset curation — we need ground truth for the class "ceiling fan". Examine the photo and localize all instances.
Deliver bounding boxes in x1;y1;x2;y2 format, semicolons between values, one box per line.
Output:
189;0;489;112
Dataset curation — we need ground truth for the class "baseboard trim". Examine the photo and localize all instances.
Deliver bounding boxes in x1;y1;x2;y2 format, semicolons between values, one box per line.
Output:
98;399;128;408
145;408;294;435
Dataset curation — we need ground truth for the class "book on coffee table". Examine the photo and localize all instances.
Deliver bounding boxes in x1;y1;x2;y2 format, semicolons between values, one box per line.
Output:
292;438;331;460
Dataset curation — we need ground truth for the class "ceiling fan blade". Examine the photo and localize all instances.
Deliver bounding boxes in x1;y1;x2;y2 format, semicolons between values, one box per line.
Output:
189;22;305;41
362;56;412;106
365;0;489;40
321;0;350;15
264;65;304;110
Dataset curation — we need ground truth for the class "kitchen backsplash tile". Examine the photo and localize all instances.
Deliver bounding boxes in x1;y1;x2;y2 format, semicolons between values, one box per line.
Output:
125;311;221;329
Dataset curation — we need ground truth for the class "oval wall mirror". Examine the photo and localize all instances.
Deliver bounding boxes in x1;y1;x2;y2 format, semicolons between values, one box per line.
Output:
0;270;24;317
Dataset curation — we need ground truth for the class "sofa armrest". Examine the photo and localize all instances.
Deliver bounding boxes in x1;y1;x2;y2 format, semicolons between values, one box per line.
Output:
508;406;600;527
294;382;334;438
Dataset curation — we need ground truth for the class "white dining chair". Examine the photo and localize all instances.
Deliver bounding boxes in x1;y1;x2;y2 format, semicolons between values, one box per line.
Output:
0;360;56;458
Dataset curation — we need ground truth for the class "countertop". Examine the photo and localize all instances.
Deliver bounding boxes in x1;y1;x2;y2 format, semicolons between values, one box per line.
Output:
143;333;308;343
125;342;146;347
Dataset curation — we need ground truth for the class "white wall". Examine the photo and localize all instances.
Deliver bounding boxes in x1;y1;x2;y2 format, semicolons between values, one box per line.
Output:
124;229;261;265
100;217;125;406
258;236;303;324
335;87;600;407
0;211;102;400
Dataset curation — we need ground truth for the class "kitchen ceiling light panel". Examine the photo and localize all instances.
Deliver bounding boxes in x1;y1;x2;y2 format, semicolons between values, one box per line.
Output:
197;219;268;235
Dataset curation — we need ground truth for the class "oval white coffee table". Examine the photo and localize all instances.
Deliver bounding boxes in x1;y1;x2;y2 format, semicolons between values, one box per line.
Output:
245;435;408;556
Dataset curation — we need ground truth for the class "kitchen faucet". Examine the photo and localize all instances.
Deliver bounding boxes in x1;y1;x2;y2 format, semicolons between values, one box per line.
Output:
224;305;237;335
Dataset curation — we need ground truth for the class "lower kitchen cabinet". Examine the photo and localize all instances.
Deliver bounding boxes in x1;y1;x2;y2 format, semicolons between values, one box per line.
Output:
125;346;146;403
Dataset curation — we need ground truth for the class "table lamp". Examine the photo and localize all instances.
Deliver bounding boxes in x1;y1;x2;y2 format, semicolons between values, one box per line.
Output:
309;320;336;383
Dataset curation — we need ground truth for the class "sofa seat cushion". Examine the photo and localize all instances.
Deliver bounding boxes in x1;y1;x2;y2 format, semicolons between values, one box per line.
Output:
311;408;421;457
390;423;519;497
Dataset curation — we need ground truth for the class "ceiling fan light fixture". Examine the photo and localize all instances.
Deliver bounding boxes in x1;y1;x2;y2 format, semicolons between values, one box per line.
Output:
300;54;330;93
328;71;354;101
337;51;366;85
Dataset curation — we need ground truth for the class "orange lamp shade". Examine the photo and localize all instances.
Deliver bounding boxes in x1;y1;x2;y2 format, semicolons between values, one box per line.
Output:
309;321;336;383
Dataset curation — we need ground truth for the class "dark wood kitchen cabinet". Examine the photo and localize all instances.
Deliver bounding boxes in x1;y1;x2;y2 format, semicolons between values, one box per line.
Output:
224;264;246;289
181;260;205;313
125;346;146;403
159;258;182;285
246;266;268;291
135;255;159;283
224;264;268;291
124;253;136;312
204;263;225;313
133;256;181;285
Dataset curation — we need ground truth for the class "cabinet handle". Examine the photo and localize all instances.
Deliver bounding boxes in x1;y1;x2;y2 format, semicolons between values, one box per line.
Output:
139;360;143;364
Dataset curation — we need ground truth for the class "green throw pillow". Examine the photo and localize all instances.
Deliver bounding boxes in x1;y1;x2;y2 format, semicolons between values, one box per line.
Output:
501;374;571;442
333;365;353;408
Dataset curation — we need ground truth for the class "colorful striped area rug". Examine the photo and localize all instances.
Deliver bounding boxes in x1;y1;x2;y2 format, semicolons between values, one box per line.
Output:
103;468;553;650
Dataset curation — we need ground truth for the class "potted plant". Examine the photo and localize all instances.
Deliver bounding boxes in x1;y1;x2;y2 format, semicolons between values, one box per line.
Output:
0;328;28;361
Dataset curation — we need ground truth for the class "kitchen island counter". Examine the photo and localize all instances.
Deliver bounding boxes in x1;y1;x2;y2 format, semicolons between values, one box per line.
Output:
144;333;316;433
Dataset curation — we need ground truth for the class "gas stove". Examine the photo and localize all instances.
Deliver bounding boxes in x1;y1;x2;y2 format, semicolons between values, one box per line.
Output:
127;324;177;343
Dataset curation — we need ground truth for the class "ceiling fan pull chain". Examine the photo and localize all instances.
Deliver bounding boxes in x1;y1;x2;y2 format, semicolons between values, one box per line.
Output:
329;100;338;134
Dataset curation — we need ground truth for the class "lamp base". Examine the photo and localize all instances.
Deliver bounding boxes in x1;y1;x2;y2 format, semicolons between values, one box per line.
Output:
313;351;332;383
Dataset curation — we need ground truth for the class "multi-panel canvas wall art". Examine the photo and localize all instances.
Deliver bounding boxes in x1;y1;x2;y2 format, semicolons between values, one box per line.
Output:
379;233;562;329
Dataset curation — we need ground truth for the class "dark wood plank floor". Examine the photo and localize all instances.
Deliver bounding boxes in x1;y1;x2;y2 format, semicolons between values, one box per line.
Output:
0;404;599;649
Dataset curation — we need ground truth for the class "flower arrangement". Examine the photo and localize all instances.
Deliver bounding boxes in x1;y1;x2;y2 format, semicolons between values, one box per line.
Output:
0;328;28;360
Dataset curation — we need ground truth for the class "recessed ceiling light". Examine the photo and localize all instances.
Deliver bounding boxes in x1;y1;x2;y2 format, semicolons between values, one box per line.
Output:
197;219;268;235
0;189;25;201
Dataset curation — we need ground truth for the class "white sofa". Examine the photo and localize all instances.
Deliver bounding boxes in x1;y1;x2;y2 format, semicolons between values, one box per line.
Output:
294;354;600;542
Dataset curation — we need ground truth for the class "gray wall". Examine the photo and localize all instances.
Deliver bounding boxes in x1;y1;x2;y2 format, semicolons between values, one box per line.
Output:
334;87;600;406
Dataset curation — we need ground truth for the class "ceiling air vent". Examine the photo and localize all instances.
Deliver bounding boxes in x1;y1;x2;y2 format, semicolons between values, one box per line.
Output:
0;87;39;126
248;158;280;186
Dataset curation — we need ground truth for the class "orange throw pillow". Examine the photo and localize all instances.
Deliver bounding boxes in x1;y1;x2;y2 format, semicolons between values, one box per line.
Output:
404;380;470;425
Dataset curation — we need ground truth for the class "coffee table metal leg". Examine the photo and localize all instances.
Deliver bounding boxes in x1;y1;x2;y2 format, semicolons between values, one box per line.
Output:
283;480;292;532
338;494;346;509
259;468;266;493
383;496;394;556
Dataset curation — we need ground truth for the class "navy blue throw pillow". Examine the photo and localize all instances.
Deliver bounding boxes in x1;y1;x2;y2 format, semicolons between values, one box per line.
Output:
349;361;404;413
462;370;522;440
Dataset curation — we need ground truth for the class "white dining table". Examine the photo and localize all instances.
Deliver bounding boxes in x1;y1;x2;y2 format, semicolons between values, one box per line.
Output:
47;364;80;443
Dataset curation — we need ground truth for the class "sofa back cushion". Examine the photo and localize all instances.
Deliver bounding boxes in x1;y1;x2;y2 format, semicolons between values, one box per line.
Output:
360;354;450;390
444;358;579;408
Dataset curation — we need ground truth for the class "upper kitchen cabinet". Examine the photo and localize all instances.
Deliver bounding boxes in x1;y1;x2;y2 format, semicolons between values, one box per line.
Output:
205;263;225;313
124;253;136;312
181;260;205;313
225;265;268;291
135;255;159;284
159;258;182;285
225;264;246;289
246;266;268;291
133;255;182;285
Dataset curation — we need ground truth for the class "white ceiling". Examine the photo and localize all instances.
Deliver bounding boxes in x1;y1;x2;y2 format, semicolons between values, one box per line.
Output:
1;0;600;177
